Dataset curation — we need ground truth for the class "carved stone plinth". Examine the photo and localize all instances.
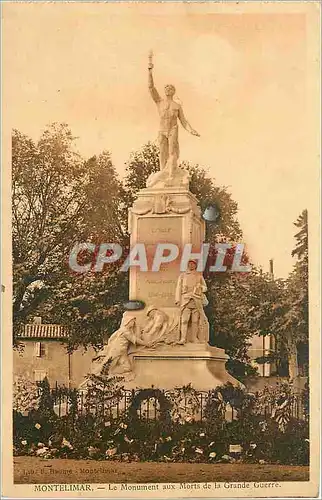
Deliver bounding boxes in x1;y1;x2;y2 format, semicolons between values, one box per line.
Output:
124;344;241;391
85;182;241;391
118;183;240;388
128;187;205;308
146;165;190;190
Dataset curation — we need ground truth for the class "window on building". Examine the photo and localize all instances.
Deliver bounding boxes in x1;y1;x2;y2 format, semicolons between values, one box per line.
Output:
34;342;46;358
34;370;48;383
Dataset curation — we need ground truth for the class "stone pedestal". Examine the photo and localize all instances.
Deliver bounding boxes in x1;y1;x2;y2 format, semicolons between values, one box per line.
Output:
119;178;241;390
128;186;205;308
125;344;241;390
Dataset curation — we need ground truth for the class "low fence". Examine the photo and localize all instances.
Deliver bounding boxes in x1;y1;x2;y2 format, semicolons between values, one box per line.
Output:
261;394;307;422
47;384;308;423
51;388;212;421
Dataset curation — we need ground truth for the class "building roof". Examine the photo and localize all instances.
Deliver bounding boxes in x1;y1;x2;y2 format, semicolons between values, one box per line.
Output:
17;324;69;339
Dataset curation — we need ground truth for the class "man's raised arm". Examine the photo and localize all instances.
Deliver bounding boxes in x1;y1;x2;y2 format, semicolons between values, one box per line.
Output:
148;64;161;104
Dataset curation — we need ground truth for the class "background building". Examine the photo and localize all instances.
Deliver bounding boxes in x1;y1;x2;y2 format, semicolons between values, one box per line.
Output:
13;317;96;387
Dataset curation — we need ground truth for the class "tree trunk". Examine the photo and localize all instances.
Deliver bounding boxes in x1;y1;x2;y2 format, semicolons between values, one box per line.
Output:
288;343;299;380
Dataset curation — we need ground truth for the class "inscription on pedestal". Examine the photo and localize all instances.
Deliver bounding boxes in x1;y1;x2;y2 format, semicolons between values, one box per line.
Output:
131;216;182;307
140;217;181;244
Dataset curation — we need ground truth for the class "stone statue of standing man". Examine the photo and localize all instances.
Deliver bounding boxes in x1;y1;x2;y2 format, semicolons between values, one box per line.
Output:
148;51;200;179
175;260;209;344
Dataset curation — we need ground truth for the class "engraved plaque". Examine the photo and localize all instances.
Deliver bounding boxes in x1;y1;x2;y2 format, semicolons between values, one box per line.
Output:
131;216;183;307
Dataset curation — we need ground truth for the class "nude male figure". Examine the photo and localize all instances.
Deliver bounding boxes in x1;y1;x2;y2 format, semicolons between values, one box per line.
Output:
148;54;200;174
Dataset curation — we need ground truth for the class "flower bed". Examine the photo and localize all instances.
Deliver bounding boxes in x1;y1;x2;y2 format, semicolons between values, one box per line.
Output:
12;375;309;465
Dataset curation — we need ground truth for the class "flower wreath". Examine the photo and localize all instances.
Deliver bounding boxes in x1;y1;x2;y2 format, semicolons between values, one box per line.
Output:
204;383;254;423
128;389;172;423
204;388;226;423
167;385;202;424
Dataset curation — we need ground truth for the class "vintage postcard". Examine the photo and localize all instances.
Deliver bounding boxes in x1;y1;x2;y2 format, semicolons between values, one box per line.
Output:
1;1;321;498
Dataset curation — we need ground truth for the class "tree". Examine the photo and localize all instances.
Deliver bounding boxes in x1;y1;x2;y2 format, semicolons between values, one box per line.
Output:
277;210;309;378
207;267;289;379
12;125;127;348
292;209;308;263
123;142;159;208
13;124;85;327
250;210;309;379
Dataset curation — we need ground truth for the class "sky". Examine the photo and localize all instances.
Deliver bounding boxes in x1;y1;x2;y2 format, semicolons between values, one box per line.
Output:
3;2;319;278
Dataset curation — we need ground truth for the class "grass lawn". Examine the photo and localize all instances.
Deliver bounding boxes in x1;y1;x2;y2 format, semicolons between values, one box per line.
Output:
14;457;309;484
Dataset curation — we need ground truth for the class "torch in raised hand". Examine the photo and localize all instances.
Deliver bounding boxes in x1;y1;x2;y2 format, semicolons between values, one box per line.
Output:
148;50;154;71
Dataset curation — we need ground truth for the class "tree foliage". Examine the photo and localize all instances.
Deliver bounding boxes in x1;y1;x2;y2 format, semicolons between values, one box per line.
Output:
13;124;86;328
274;210;309;377
249;210;309;378
12;124;127;348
